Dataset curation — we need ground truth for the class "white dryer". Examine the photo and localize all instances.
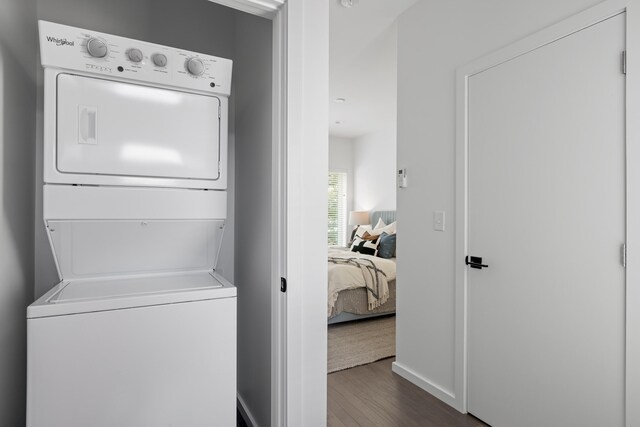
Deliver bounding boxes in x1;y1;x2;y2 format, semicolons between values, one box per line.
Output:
27;21;236;427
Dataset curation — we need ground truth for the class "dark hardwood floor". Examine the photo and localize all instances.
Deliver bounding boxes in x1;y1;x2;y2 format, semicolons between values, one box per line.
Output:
328;357;488;427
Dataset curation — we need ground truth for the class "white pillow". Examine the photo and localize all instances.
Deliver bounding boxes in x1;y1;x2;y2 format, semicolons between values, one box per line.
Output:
382;221;397;235
353;225;373;239
369;221;396;237
373;218;386;230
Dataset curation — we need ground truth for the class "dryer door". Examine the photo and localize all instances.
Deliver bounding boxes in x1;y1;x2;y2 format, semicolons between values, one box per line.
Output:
56;74;222;182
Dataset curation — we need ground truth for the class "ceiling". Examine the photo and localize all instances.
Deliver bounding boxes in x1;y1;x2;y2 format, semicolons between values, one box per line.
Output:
329;0;419;139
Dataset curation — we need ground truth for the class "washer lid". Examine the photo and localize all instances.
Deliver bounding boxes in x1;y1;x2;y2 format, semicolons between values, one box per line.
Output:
51;271;223;303
47;219;225;281
27;271;236;318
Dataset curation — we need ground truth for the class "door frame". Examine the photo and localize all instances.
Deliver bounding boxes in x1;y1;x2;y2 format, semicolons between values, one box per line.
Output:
455;0;640;424
207;1;328;426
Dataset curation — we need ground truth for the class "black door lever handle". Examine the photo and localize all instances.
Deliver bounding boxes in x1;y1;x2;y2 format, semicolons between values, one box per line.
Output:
466;256;488;269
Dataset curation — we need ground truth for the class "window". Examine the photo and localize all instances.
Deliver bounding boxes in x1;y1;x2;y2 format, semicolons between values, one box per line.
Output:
328;172;348;246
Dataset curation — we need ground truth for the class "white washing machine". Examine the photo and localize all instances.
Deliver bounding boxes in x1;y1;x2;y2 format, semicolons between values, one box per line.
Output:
27;21;236;427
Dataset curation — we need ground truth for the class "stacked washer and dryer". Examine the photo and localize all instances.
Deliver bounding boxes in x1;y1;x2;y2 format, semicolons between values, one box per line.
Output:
27;21;236;426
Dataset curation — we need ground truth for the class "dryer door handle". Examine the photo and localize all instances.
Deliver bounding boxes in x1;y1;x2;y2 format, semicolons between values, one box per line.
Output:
78;105;97;145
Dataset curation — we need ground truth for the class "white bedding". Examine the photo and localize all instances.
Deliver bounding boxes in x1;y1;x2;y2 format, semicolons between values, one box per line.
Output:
327;247;397;316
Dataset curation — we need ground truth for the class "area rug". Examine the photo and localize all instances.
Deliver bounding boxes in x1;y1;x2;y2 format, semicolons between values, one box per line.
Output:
327;315;395;373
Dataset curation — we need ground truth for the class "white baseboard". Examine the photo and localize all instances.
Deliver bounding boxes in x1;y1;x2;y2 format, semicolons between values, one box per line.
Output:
391;361;462;412
237;393;259;427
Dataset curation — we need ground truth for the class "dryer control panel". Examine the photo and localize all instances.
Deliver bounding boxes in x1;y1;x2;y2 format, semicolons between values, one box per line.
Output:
38;20;233;97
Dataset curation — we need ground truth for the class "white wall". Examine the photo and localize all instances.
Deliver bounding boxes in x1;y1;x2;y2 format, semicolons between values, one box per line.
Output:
395;0;605;404
352;127;397;212
334;22;397;214
330;130;397;225
329;131;397;242
0;0;36;424
285;0;329;424
329;136;353;178
233;12;273;427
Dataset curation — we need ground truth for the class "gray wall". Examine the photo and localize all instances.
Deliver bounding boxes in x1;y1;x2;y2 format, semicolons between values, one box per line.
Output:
34;0;239;297
234;12;273;427
0;0;37;424
395;0;604;400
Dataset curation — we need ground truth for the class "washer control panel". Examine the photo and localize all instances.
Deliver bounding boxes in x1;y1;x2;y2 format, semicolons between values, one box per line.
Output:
38;20;232;96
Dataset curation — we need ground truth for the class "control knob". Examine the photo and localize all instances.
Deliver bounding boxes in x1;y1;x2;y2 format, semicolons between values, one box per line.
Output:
127;48;143;63
86;38;108;58
186;57;205;76
152;53;168;67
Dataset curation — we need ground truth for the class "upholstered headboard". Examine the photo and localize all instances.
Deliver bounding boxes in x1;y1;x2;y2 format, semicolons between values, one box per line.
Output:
370;210;396;226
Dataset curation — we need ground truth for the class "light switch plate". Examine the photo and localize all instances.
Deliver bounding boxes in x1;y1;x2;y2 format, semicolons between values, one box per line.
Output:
433;211;445;231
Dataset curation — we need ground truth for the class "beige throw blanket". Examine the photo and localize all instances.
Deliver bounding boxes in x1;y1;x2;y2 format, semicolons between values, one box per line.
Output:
327;248;396;317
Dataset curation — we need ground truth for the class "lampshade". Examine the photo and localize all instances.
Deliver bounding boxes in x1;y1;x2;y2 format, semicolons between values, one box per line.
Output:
348;210;369;226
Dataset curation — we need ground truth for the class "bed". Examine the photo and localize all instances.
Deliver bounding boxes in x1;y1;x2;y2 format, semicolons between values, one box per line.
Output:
328;211;397;324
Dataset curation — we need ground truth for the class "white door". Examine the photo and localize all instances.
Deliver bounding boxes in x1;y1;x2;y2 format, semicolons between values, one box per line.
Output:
467;13;626;427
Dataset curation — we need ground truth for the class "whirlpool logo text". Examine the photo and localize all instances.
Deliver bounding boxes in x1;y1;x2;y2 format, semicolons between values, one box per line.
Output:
46;36;74;47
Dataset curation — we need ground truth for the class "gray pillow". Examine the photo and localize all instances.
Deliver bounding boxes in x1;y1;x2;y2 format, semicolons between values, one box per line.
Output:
377;232;396;259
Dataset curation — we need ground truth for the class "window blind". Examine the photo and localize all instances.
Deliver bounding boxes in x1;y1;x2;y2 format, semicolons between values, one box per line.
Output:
328;172;347;246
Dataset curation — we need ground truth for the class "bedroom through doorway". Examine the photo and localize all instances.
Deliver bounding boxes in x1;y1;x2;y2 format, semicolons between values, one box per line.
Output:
326;0;408;421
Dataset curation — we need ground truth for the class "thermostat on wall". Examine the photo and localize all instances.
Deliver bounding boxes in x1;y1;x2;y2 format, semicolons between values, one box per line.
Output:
398;168;408;188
